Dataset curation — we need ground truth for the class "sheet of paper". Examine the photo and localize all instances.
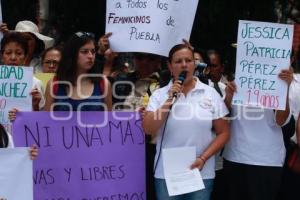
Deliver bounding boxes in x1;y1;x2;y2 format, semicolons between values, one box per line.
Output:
163;146;205;196
0;147;33;200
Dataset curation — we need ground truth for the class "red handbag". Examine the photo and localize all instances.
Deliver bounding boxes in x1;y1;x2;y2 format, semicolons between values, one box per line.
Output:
287;142;300;174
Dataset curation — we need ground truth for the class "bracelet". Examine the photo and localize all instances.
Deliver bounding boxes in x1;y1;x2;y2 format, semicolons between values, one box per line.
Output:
167;97;173;102
198;155;207;163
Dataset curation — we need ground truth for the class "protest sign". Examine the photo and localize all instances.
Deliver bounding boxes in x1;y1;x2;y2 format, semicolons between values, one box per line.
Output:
233;20;294;110
0;148;33;200
106;0;199;56
0;65;33;132
34;73;54;89
13;111;145;200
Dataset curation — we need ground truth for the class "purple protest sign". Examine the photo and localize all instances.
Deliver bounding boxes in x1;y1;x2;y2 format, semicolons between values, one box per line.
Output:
13;112;145;200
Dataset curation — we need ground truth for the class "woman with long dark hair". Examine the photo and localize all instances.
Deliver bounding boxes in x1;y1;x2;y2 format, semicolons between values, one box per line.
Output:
44;32;112;111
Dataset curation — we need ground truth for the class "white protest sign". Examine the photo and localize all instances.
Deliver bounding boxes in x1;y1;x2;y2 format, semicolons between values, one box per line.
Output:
0;65;33;132
0;148;33;200
106;0;199;56
232;20;294;110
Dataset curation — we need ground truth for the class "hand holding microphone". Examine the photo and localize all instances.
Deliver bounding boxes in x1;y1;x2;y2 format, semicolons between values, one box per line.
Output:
168;71;187;105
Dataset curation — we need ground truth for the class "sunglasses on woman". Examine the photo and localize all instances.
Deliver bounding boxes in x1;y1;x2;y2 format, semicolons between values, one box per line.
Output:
75;32;95;39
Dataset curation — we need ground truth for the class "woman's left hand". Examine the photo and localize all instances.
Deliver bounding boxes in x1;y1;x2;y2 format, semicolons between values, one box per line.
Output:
278;68;293;86
29;145;38;160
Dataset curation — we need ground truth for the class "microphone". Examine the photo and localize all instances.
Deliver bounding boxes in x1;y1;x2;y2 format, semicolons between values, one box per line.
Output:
196;62;208;68
171;71;187;104
195;62;209;85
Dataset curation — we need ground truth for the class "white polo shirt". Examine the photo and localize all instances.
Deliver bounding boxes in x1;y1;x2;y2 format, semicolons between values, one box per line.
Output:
147;78;228;179
223;105;290;167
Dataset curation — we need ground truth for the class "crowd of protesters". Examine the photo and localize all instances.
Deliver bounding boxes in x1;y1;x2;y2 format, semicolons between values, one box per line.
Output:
0;19;300;200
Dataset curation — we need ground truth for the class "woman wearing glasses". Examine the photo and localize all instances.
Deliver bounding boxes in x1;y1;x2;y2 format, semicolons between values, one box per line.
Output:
44;32;112;111
41;46;62;73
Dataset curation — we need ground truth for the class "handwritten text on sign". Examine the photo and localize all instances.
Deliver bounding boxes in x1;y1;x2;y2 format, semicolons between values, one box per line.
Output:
0;65;32;132
233;20;294;110
106;0;199;56
13;112;145;200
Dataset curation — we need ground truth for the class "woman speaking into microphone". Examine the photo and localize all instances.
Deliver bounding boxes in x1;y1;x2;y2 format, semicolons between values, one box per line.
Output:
142;44;230;200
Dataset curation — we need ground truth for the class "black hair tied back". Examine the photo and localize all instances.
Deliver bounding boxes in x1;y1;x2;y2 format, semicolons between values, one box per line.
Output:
0;124;8;148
